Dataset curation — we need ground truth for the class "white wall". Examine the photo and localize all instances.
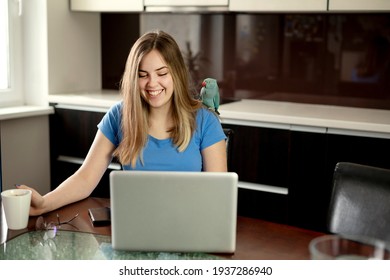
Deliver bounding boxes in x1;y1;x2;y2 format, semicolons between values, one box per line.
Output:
47;0;101;94
22;0;102;99
1;115;51;194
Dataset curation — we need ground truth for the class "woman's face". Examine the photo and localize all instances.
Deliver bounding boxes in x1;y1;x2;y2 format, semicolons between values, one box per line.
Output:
138;49;174;110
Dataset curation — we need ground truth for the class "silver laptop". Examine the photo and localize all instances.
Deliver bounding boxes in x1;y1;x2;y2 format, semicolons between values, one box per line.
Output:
109;171;238;253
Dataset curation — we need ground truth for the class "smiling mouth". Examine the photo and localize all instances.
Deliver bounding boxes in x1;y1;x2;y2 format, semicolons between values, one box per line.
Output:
147;89;163;96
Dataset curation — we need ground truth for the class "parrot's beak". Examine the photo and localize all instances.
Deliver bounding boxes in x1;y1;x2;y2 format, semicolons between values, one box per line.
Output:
201;81;206;87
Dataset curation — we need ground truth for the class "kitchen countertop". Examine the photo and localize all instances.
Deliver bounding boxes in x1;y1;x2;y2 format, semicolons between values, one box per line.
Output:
48;91;390;137
219;99;390;136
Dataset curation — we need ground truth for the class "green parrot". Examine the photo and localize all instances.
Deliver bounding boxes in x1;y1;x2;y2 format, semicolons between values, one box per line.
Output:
200;78;220;115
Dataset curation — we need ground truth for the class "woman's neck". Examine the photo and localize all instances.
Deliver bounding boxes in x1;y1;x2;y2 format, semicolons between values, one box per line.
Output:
148;106;173;139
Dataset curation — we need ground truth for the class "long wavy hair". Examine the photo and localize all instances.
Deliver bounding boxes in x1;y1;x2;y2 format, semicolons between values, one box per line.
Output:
113;30;202;167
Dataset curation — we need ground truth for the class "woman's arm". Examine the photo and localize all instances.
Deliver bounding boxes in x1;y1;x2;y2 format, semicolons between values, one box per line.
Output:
201;139;228;172
20;130;115;216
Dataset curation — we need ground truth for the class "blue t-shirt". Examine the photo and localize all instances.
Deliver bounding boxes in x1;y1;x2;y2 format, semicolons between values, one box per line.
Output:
97;101;226;171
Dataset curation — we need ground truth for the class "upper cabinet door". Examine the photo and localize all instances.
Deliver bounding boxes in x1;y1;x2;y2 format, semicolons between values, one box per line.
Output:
229;0;328;12
144;0;228;5
70;0;144;12
144;0;229;11
329;0;390;11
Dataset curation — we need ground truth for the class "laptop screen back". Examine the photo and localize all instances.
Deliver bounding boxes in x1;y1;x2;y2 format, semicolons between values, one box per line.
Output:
110;171;238;253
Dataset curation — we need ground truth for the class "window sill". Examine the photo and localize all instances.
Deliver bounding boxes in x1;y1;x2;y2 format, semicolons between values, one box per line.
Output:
0;105;54;121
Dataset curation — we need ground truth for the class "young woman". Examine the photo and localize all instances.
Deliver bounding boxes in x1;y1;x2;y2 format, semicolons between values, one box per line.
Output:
19;30;227;216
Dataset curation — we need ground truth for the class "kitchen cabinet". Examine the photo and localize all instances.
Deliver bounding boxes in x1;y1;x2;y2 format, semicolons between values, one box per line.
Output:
222;123;330;229
223;120;390;232
49;100;390;231
238;188;288;224
326;133;390;173
49;105;119;198
69;0;390;13
229;0;328;12
144;0;228;6
70;0;143;12
70;0;229;12
144;0;229;11
328;0;390;11
288;130;329;232
223;124;290;188
222;123;290;223
230;0;390;12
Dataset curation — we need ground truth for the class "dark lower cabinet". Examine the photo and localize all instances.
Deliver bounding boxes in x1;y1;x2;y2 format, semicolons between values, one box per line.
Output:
238;188;288;224
222;124;290;224
49;106;390;231
326;133;390;174
49;105;112;197
289;131;329;232
52;161;112;198
50;106;104;159
224;123;390;232
222;124;290;187
288;131;390;232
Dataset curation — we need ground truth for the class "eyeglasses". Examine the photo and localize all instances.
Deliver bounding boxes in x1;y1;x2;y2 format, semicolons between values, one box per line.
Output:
35;213;79;240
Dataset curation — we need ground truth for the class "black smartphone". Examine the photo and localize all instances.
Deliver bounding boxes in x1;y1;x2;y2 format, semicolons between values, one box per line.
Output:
88;207;111;226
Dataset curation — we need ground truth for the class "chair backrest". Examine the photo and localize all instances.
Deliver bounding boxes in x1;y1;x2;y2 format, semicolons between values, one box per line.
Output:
223;128;234;171
328;162;390;243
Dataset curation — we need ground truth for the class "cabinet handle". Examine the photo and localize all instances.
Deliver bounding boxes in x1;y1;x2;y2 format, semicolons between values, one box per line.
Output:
57;155;121;170
238;181;288;195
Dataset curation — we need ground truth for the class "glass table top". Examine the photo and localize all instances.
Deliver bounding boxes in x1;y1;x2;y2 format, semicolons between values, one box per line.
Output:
0;230;221;260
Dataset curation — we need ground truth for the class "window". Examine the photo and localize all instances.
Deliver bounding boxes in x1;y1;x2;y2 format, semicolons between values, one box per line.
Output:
0;0;9;90
0;0;23;107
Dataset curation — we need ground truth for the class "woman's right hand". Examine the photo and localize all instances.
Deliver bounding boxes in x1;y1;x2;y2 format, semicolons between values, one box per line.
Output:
16;185;46;216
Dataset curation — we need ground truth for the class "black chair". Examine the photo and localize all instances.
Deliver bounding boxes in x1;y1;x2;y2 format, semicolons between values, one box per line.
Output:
328;162;390;243
223;128;234;171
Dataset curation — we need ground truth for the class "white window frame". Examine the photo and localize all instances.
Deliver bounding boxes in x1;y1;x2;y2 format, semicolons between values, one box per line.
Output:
0;0;9;90
0;0;23;107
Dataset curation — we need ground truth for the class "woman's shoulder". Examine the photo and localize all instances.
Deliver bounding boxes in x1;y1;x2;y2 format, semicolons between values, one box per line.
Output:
106;101;123;116
110;100;123;111
196;106;220;121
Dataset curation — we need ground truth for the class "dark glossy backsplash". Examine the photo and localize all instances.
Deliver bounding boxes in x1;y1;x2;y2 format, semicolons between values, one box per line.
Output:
101;13;390;109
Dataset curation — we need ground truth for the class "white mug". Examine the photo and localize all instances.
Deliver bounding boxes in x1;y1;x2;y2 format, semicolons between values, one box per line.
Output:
1;189;32;230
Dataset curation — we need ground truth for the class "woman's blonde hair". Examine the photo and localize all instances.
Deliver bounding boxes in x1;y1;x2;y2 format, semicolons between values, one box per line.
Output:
114;30;202;167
